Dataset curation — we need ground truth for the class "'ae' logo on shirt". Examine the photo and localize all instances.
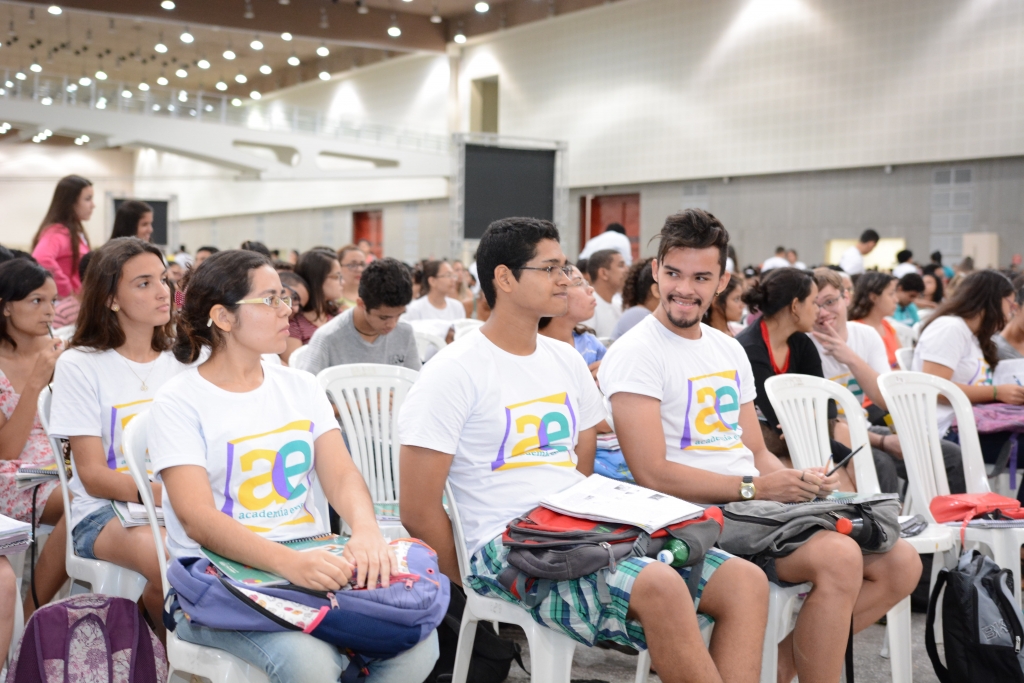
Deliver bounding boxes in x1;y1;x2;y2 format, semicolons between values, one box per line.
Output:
492;392;578;471
680;370;743;451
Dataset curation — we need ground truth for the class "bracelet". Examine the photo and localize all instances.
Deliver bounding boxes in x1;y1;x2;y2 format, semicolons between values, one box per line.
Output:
880;434;889;451
994;385;999;401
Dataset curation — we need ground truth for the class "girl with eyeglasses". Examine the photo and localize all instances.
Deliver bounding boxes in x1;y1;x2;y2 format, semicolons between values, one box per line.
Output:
151;249;437;683
49;237;186;635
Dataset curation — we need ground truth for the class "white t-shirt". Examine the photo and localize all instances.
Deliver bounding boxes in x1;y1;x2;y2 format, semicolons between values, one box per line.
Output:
810;321;890;405
579;230;633;266
598;316;758;477
149;364;339;559
49;348;186;530
398;331;606;557
913;316;992;436
892;262;918;279
581;293;623;338
839;246;865;275
761;256;790;272
402;296;466;323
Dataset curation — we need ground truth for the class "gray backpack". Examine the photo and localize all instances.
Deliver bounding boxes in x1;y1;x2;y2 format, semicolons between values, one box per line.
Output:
717;494;902;559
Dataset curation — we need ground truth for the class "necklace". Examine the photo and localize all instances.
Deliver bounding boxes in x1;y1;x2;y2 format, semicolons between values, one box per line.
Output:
121;355;157;391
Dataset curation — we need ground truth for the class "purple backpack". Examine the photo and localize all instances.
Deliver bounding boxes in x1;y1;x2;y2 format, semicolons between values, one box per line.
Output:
167;538;449;666
6;594;166;683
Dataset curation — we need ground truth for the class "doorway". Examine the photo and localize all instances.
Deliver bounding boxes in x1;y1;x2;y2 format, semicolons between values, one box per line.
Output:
579;194;640;261
353;210;384;258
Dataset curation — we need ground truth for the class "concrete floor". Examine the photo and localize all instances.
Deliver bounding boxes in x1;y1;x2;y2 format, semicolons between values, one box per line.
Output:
502;613;940;683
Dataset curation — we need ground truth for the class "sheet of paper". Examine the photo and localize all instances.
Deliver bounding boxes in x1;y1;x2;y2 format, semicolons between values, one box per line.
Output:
994;358;1024;387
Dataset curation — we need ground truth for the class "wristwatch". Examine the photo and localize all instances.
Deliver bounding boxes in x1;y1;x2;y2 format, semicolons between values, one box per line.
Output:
739;476;755;500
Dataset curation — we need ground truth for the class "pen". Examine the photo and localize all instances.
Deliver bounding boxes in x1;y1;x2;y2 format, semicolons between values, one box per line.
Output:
826;444;865;478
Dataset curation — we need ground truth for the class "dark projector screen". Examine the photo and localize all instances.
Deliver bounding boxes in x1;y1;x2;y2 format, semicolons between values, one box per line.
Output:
113;198;169;245
464;144;556;239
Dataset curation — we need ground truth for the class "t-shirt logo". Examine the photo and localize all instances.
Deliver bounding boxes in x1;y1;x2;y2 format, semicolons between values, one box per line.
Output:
828;372;864;405
221;420;318;533
492;392;578;471
970;359;993;386
107;398;153;471
680;370;743;451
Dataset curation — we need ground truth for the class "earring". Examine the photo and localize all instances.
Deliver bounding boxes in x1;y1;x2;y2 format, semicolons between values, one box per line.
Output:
111;304;120;312
207;318;213;328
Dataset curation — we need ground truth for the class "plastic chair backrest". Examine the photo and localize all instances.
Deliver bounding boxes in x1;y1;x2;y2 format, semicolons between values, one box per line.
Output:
764;374;879;494
288;344;309;370
878;371;990;522
453;319;483;340
317;363;419;504
53;325;75;341
38;387;76;571
443;481;471;587
122;412;171;598
413;330;447;364
895;348;914;372
886;318;916;348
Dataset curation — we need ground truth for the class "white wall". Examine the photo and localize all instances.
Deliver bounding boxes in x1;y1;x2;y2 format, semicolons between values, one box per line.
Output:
0;145;135;250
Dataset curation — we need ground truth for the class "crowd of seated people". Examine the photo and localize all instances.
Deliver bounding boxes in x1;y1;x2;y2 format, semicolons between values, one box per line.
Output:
3;173;1024;683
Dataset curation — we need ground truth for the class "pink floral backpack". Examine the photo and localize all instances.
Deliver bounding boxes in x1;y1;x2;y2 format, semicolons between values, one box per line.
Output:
6;595;166;683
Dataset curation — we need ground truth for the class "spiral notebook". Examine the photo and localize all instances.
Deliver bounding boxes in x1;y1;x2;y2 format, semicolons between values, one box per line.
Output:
201;534;348;586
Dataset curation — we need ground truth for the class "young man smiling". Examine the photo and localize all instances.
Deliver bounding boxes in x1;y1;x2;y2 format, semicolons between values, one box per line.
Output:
399;217;768;683
599;209;921;683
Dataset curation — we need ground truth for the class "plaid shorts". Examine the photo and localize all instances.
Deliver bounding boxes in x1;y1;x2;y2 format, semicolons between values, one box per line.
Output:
467;536;732;650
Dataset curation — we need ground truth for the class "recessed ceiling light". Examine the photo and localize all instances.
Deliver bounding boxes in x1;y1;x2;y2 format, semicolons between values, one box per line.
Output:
316;45;329;57
67;83;77;92
223;49;236;60
121;89;132;98
79;76;91;85
355;0;368;14
161;1;176;9
250;90;261;100
75;138;84;145
215;81;227;91
453;33;466;44
30;62;42;73
475;2;489;12
155;42;168;53
139;82;150;91
388;25;401;37
15;72;26;80
259;64;271;74
175;67;187;77
250;38;263;50
281;32;292;41
235;73;247;83
178;89;188;102
197;59;210;69
47;6;62;15
430;13;442;24
80;134;89;142
287;55;300;66
231;98;242;107
319;71;330;80
157;75;169;85
95;70;107;80
180;29;194;43
41;96;52;105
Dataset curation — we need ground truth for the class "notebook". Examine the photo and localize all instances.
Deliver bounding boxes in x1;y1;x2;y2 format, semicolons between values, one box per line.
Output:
111;501;164;528
0;515;31;557
201;534;349;586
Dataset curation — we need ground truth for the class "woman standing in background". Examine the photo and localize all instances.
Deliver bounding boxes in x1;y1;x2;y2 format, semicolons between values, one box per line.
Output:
109;200;154;242
31;175;93;298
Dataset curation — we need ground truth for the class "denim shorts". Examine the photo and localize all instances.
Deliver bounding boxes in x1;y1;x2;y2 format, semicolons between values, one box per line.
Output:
71;505;117;560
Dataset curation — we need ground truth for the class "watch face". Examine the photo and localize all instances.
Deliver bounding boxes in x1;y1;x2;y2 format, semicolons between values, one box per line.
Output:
740;485;754;500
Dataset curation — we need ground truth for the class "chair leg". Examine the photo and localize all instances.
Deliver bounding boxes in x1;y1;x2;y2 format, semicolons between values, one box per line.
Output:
634;648;651;683
450;613;480;683
989;534;1023;607
521;620;575;683
886;596;912;683
760;590;786;683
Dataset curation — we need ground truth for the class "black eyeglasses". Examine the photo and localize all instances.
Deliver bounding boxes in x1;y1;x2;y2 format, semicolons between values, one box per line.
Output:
519;265;574;280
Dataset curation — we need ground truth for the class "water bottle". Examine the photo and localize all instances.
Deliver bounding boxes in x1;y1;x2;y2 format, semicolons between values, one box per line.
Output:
656;538;690;567
835;517;873;545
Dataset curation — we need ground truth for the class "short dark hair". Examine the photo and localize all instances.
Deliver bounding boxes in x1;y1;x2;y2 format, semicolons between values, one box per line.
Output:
476;217;560;308
930;251;943;264
860;229;880;244
896;249;912;264
587;249;620;281
174;250;271;363
655;209;729;274
0;245;13;265
742;267;815;319
576;258;588;277
0;259;53;350
359;257;413;311
110;200;154;240
897;273;925;294
196;245;219;256
240;241;272;259
604;223;626;235
775;246;786;255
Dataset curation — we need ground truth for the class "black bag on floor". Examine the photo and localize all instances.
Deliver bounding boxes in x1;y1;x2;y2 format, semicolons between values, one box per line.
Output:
926;550;1024;683
425;585;526;683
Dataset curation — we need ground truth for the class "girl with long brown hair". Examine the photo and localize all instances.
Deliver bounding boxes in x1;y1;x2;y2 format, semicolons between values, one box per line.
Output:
31;175;94;298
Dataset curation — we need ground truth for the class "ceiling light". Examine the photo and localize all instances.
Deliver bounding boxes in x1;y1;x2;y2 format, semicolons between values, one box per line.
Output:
215;81;227;90
96;98;106;109
197;58;210;69
204;104;213;111
74;138;83;145
121;89;132;98
178;90;188;102
79;76;91;85
453;32;466;44
15;71;26;80
138;82;150;91
42;129;52;137
155;42;167;53
475;2;489;12
67;83;77;92
157;75;168;85
250;90;261;100
231;97;242;106
161;1;176;9
259;64;271;75
319;71;330;80
388;24;401;37
180;29;193;43
223;49;236;60
281;32;292;41
356;0;369;14
47;6;62;15
287;55;300;66
430;13;442;24
235;73;247;83
41;96;52;105
175;67;187;78
80;134;89;142
250;38;263;50
152;104;161;111
30;62;41;73
316;44;329;57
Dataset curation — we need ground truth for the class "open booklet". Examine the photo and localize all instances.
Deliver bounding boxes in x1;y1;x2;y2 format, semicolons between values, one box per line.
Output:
540;474;704;534
201;534;349;586
0;514;31;557
16;463;59;491
111;501;164;528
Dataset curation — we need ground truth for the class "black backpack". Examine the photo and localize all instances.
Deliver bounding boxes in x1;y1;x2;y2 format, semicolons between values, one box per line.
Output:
926;550;1024;682
425;585;527;683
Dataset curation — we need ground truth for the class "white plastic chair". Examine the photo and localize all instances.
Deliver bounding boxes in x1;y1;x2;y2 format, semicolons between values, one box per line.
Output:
764;374;944;683
122;413;271;683
886;318;916;349
52;324;75;341
879;371;1024;606
453;318;484;340
597;336;613;349
37;387;147;600
287;343;310;370
895;347;914;372
318;364;419;540
413;330;447;364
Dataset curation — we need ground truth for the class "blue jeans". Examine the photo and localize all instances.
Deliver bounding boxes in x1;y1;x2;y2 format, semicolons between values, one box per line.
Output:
174;612;438;683
71;505;117;560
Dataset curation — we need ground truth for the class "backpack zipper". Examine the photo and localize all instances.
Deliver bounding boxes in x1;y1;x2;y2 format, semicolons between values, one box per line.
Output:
722;511;783;526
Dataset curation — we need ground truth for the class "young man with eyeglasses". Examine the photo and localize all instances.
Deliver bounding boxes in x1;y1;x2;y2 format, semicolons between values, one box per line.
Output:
399;217;768;683
294;257;420;375
600;210;921;683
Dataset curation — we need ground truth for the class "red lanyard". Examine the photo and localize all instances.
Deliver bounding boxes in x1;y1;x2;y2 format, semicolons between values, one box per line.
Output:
760;319;790;375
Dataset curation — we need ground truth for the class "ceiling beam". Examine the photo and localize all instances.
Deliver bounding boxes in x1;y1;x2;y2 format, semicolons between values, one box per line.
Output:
18;0;447;53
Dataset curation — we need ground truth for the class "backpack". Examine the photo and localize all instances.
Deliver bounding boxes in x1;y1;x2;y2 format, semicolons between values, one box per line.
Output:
166;538;449;668
497;506;724;606
6;594;167;683
926;550;1024;683
717;494;902;559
